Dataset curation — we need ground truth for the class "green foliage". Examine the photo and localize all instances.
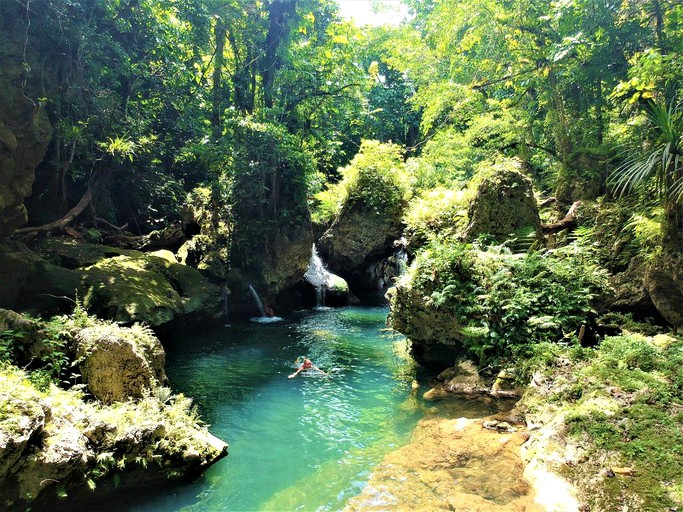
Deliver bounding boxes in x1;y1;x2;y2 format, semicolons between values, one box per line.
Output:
610;100;683;208
312;140;410;224
0;330;22;366
402;187;469;244
539;333;683;511
407;238;608;367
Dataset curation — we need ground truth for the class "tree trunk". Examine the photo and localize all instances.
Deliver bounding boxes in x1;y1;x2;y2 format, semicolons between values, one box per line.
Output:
261;0;297;109
15;189;92;234
541;201;581;234
212;19;227;139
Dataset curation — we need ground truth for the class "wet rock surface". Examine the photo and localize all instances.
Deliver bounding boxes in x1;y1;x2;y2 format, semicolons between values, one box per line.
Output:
345;415;542;512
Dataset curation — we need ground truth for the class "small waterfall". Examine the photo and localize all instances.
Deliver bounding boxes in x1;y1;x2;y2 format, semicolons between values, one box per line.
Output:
221;285;230;325
395;247;408;277
304;244;331;307
248;284;267;317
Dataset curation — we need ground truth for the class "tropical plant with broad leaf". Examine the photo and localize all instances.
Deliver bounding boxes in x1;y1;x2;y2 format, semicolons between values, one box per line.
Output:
610;99;683;248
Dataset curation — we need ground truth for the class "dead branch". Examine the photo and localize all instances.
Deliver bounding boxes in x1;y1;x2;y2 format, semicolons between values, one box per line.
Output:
541;200;581;234
538;196;557;208
15;188;92;234
94;217;128;231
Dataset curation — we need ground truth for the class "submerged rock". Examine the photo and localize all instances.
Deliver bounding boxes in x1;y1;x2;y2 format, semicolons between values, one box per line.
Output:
344;415;544;511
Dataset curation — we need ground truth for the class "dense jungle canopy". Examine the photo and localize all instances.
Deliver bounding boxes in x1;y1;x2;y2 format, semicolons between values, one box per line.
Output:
2;0;681;248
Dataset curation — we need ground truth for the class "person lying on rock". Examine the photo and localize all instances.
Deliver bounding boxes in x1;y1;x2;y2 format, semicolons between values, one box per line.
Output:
288;356;327;378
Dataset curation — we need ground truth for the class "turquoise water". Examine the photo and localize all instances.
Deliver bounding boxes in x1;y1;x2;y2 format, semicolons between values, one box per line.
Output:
119;306;494;511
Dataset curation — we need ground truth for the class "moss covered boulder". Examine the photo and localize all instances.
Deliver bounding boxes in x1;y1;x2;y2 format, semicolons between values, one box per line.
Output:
388;239;607;369
79;252;221;327
0;242;82;316
464;159;540;243
74;323;167;403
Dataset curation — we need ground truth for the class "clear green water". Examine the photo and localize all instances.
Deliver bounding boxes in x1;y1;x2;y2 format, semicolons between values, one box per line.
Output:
119;306;494;511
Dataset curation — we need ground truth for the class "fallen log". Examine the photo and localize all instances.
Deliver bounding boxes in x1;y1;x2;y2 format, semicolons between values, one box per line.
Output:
541;200;581;234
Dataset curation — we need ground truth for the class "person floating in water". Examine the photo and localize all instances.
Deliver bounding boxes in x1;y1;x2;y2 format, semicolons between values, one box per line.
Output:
288;356;327;378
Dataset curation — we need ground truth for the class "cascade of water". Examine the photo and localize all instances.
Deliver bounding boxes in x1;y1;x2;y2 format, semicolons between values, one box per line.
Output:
304;244;331;307
248;284;267;317
220;285;230;324
395;247;408;277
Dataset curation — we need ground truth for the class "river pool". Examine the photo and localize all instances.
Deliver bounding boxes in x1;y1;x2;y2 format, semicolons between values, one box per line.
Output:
117;306;496;511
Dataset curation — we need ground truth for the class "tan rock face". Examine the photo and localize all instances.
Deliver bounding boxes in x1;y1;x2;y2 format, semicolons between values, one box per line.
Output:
74;324;167;403
345;416;543;512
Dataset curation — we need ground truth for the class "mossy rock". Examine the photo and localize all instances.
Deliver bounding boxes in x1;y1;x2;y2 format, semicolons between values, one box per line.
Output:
80;254;221;327
80;255;183;326
31;238;139;269
464;159;540;243
74;323;167;403
0;242;81;316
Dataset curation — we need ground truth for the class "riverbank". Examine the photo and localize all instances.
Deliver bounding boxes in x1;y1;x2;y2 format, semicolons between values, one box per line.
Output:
0;308;227;511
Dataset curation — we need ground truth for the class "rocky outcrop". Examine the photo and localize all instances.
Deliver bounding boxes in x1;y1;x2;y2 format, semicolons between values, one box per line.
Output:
344;415;544;512
645;253;683;329
0;57;53;238
0;241;83;316
319;201;404;291
74;323;167;403
464;160;540;242
386;278;467;368
0;239;221;328
422;361;524;401
80;251;221;327
0;317;228;512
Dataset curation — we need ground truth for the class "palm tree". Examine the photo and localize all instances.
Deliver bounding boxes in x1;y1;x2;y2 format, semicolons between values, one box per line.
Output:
610;99;683;249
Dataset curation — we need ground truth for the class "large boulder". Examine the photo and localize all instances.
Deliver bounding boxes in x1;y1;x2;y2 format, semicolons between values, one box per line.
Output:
386;281;467;368
645;253;683;330
0;240;221;328
464;159;540;243
318;201;404;291
80;252;221;327
74;323;167;403
0;242;82;316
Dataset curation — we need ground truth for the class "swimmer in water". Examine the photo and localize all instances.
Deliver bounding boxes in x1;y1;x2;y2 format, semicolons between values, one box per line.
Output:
288;356;327;378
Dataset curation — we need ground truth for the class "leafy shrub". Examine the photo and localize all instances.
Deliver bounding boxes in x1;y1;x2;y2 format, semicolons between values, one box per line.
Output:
402;187;469;244
311;140;410;224
404;238;609;367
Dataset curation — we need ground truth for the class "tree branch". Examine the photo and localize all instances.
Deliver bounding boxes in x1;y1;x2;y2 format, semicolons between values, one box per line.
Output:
541;200;581;233
15;188;92;234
